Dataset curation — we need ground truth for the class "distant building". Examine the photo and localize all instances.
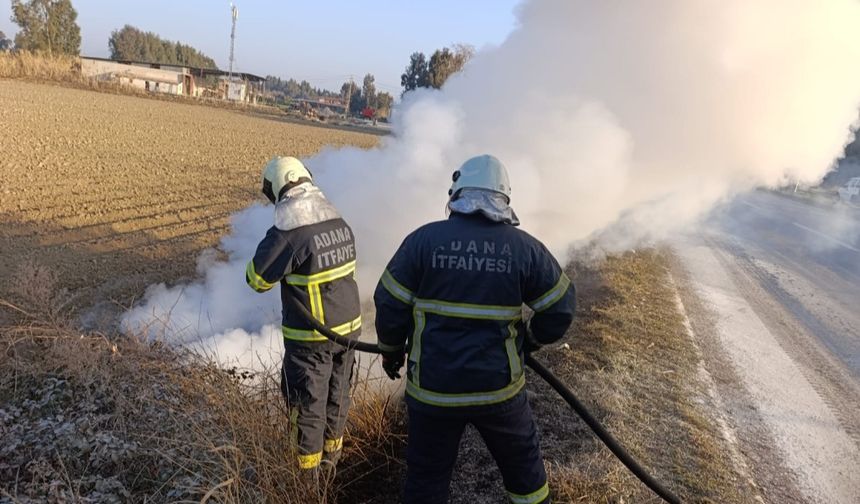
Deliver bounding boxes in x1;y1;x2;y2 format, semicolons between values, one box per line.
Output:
81;57;190;95
291;97;348;117
80;56;265;103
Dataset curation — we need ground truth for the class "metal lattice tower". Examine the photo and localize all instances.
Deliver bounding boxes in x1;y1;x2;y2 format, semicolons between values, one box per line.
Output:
228;2;238;80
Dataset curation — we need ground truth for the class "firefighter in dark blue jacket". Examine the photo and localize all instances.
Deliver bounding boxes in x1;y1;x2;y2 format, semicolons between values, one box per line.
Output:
246;156;361;473
374;154;576;504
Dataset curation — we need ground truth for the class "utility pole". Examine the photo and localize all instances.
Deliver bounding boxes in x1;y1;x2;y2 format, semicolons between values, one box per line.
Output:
344;76;354;119
228;2;238;81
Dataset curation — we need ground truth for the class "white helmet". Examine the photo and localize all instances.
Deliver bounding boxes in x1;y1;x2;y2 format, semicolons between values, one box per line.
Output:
448;154;512;201
261;156;313;204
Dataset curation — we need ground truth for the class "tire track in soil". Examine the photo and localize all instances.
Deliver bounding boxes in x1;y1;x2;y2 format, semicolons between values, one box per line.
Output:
707;235;860;446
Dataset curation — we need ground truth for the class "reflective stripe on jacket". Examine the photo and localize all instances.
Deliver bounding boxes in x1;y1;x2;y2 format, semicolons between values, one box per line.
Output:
246;217;361;343
374;213;575;408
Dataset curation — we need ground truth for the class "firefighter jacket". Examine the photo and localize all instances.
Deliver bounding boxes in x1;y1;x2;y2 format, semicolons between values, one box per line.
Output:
246;184;361;343
374;212;575;408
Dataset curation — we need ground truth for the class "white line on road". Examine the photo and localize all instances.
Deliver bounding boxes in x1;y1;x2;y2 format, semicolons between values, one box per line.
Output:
792;222;860;253
740;200;768;212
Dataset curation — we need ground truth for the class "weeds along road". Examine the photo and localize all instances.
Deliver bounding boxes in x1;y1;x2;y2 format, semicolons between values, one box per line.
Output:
675;191;860;504
0;80;378;317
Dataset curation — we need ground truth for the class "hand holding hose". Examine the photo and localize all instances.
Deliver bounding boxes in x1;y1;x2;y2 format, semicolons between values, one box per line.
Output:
382;351;405;380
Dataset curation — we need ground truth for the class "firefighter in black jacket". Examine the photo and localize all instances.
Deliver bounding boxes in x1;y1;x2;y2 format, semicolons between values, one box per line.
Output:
246;156;361;472
374;154;576;504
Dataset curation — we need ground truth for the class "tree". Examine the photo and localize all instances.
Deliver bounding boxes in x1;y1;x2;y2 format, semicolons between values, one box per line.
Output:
108;25;218;68
0;31;12;51
11;0;81;55
376;92;394;119
400;52;429;94
362;73;376;109
428;44;474;89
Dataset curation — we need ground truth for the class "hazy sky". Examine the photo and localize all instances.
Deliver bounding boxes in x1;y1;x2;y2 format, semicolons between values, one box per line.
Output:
0;0;521;92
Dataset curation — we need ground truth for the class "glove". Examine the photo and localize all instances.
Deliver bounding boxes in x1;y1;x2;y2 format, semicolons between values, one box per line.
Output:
381;351;406;380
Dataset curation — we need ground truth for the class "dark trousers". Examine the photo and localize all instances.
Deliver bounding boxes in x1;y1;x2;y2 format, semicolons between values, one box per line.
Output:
404;392;550;504
281;340;354;465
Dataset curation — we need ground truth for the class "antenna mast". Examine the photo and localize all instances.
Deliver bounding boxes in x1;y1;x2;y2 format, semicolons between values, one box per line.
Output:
228;2;238;80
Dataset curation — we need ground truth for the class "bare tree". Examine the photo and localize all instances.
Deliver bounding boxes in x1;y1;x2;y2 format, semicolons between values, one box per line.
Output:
362;73;376;109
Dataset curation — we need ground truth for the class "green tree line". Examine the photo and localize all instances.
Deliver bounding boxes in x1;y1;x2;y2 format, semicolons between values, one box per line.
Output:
401;44;474;94
341;74;394;117
266;74;394;119
265;76;340;101
9;0;80;55
108;25;217;69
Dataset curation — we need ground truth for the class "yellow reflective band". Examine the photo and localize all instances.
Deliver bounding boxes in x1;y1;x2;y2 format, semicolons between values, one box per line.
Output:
285;261;356;286
505;319;522;382
405;373;525;407
298;451;322;469
308;283;325;324
508;482;549;504
380;269;416;305
245;260;275;292
282;316;362;342
324;437;343;453
527;274;571;312
414;299;522;320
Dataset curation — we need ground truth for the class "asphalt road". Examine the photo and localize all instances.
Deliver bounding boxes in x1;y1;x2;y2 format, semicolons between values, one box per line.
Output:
675;190;860;503
707;190;860;378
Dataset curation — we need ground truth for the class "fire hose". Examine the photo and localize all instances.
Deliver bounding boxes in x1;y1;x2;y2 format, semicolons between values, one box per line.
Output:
285;294;681;504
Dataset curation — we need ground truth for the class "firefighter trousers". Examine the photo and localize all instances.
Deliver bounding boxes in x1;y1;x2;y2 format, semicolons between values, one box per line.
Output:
281;340;355;469
404;392;550;504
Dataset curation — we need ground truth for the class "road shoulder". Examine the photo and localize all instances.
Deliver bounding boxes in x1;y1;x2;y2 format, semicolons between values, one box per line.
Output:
672;236;860;504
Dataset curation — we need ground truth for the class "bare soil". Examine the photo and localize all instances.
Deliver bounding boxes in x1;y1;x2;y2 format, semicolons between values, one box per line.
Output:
0;80;378;314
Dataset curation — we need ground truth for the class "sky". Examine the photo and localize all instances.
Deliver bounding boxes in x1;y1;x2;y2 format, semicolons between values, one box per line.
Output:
0;0;521;93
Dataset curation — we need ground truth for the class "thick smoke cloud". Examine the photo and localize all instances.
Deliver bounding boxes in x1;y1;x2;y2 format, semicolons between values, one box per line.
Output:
123;0;860;368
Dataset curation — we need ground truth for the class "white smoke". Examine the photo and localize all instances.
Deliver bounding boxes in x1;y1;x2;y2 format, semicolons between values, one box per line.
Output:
122;0;860;368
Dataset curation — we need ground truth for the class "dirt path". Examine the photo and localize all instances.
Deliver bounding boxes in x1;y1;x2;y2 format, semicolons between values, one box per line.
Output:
673;235;860;503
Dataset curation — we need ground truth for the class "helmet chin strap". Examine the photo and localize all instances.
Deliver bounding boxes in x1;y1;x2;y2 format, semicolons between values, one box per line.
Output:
262;179;277;205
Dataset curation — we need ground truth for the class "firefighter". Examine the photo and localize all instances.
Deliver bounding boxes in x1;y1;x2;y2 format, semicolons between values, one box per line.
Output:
245;156;361;473
374;154;576;504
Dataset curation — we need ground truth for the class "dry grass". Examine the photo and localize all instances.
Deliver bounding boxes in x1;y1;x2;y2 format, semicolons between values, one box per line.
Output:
532;249;758;503
1;252;758;503
0;262;404;503
0;51;83;82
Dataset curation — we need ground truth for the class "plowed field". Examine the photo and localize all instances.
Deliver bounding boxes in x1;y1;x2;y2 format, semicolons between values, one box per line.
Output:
0;80;377;317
